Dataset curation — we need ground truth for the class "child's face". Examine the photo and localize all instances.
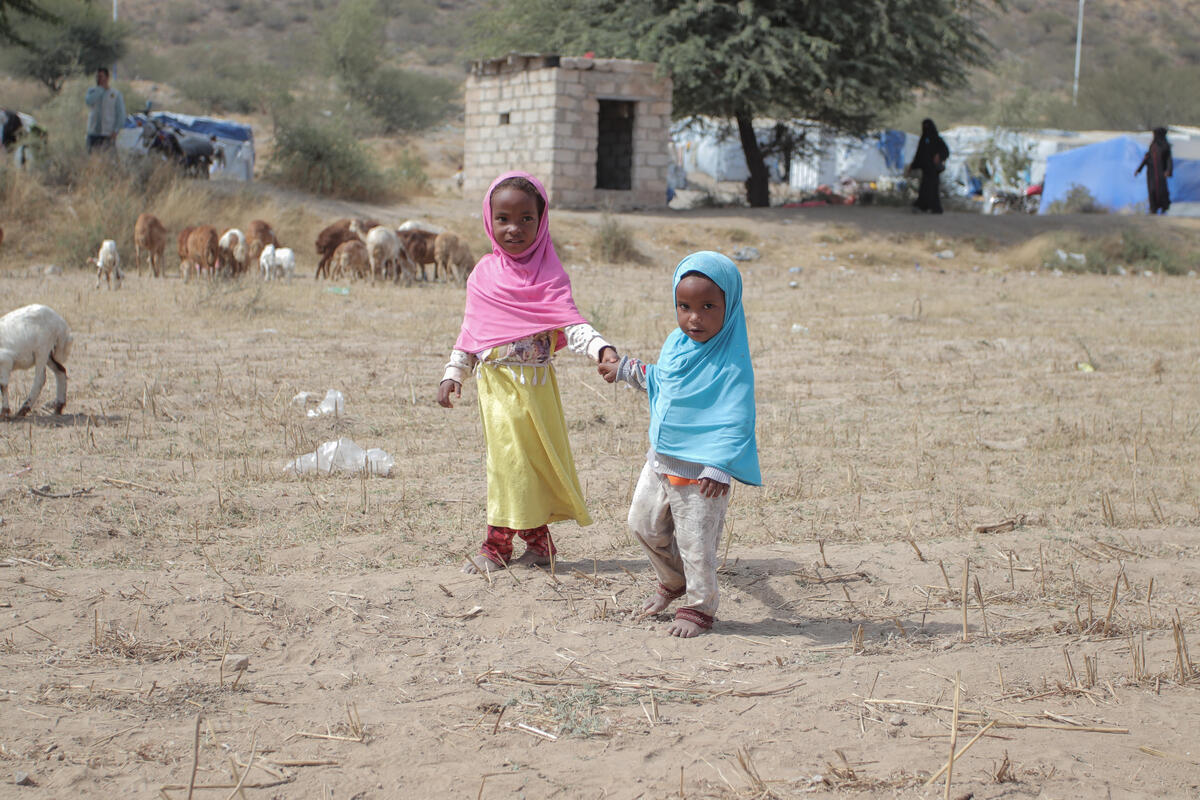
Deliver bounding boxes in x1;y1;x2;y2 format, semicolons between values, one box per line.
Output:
490;186;540;256
675;274;725;343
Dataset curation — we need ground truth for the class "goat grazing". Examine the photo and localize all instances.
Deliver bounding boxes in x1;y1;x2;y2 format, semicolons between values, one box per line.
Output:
183;225;219;282
218;228;247;276
330;239;369;281
363;226;404;284
259;244;296;281
0;304;72;417
177;226;195;279
434;231;475;284
133;213;168;277
89;239;122;289
245;219;279;269
397;228;438;281
315;218;379;279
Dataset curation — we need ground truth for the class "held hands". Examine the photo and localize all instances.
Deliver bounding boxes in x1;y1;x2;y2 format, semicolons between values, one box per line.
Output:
437;379;461;408
597;346;620;383
698;478;730;498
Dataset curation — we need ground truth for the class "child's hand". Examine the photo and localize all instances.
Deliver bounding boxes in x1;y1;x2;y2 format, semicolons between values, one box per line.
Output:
698;478;729;498
598;360;619;383
437;379;461;408
599;346;619;365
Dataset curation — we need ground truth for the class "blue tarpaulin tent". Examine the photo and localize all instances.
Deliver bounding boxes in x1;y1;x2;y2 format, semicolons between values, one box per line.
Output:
1040;135;1200;214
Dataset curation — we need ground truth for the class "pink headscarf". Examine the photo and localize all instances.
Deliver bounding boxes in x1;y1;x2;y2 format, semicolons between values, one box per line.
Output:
453;171;588;354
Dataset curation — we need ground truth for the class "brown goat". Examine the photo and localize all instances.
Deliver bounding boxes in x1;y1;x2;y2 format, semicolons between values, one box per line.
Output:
177;226;195;279
330;239;370;282
315;218;379;279
134;213;168;278
396;229;438;282
183;225;219;283
244;219;278;271
433;231;475;285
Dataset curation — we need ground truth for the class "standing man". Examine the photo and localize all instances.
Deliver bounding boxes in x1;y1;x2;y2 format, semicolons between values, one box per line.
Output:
85;67;126;153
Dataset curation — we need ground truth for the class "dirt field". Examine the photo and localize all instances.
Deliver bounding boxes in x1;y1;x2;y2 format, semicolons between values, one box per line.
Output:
1;199;1199;799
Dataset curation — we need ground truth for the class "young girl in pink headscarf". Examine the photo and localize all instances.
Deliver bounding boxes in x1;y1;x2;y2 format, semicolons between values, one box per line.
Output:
438;172;619;574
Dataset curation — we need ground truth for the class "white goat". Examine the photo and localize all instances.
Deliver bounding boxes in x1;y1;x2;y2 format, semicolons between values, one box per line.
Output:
218;228;247;276
259;244;295;281
0;304;72;417
89;239;122;289
364;226;402;284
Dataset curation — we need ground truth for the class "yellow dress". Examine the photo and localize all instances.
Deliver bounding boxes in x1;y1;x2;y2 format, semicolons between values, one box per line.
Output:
476;343;592;530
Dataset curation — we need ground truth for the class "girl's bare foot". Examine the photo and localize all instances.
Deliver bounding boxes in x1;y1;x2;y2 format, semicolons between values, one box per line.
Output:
666;618;705;637
641;592;673;616
511;550;552;568
461;554;503;574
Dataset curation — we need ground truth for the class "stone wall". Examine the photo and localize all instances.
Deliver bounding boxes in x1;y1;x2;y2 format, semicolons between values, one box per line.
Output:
464;56;673;210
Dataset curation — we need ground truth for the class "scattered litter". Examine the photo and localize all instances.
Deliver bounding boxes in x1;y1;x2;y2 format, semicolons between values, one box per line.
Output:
732;246;761;261
820;254;836;262
789;281;799;289
1115;266;1128;276
1076;362;1095;372
1142;270;1154;278
789;266;803;273
935;249;955;259
304;389;344;417
292;391;319;406
327;287;350;296
1055;249;1087;266
42;265;61;276
285;437;394;476
223;653;251;672
791;323;809;334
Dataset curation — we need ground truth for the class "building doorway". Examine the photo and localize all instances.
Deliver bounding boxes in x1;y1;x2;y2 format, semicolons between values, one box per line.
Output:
596;100;634;191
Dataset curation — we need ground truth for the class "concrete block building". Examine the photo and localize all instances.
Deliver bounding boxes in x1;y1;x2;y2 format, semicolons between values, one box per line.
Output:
464;53;673;209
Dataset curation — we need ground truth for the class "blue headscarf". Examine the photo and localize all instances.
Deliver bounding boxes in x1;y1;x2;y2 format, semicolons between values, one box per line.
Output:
646;252;761;486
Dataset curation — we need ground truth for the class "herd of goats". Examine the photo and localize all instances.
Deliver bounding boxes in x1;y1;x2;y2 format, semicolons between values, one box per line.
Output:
92;213;478;288
0;214;477;418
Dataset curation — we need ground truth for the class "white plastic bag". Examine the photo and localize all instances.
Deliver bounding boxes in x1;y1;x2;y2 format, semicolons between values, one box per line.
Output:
306;389;345;417
285;437;394;476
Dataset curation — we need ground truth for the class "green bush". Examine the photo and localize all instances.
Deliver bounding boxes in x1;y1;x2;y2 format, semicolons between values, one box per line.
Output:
358;67;459;133
1115;229;1189;275
1046;184;1107;214
266;118;392;201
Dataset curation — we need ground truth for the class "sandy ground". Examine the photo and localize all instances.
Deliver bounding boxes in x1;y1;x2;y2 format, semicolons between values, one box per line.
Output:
1;199;1199;799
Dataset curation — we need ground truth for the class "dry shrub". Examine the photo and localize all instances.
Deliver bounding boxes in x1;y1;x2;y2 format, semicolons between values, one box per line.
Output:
591;212;642;264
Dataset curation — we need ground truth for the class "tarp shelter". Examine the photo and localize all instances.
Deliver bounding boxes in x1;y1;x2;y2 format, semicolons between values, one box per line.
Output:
1039;135;1200;215
118;111;255;181
671;118;792;183
788;129;916;192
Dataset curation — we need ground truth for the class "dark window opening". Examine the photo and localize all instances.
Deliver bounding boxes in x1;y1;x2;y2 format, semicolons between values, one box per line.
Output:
596;100;634;191
499;112;511;125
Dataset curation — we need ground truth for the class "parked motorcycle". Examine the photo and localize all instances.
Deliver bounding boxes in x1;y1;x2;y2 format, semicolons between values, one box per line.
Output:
984;182;1042;215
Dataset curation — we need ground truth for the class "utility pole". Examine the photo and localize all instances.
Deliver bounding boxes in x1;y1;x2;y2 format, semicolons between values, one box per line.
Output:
1072;0;1085;106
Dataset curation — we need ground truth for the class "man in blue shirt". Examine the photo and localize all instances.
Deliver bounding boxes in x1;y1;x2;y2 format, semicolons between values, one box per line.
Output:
84;67;125;152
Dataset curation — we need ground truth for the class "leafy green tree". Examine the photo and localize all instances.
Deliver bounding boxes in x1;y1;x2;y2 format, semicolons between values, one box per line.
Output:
326;0;386;89
0;0;56;46
471;0;995;206
0;0;126;93
325;0;458;133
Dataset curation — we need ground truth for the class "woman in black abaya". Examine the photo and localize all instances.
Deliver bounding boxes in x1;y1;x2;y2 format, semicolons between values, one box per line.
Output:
1135;128;1173;215
908;119;950;214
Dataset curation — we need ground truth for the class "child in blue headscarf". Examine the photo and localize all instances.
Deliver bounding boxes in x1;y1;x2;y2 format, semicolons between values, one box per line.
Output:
600;251;760;636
